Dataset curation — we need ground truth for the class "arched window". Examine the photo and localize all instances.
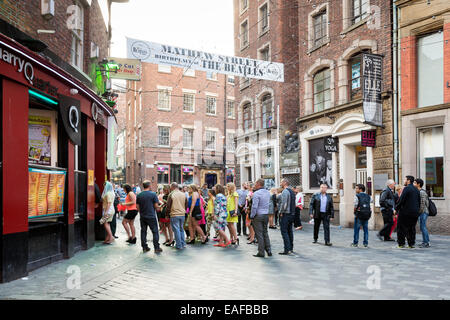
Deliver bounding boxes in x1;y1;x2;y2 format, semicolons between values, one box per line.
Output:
313;68;331;112
261;94;273;129
349;49;370;101
243;102;252;132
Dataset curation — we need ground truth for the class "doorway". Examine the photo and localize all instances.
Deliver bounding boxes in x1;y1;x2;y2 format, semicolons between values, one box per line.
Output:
205;173;217;189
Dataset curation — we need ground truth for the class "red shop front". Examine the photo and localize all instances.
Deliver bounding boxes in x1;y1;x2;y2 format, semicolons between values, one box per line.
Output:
0;33;115;283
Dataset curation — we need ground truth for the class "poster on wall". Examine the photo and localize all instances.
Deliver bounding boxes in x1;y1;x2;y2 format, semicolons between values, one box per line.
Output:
28;168;66;218
28;115;51;165
309;138;333;189
362;53;383;127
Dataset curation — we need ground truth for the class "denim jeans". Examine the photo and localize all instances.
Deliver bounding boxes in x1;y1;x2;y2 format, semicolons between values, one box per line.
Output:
170;215;186;249
419;212;430;244
353;217;369;245
140;217;160;249
280;214;295;252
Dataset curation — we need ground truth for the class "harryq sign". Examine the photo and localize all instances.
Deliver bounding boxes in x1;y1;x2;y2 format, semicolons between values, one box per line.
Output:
127;37;284;82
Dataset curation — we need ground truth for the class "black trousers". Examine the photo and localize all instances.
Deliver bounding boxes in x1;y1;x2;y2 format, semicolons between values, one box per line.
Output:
280;214;295;252
237;206;247;235
253;214;271;256
397;214;418;246
379;211;394;240
110;209;117;237
140;217;160;249
314;212;331;243
294;207;302;228
274;209;279;225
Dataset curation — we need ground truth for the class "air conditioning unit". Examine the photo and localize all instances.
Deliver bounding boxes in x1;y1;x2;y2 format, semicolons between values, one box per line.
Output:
41;0;55;20
90;42;99;58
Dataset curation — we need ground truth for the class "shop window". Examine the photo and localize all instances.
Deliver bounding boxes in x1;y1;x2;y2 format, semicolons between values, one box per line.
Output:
182;166;194;185
261;94;273;129
170;164;182;184
74;115;87;219
243;102;252;132
28;108;58;167
157;165;169;184
417;31;444;108
352;0;369;25
206;96;217;115
308;137;332;189
419;126;444;198
158;126;170;146
313;68;331;112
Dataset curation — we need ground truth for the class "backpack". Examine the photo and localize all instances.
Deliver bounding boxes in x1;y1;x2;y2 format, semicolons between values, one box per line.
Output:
356;193;372;221
428;198;437;217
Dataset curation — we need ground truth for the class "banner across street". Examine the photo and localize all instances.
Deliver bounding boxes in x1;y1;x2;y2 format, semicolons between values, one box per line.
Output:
126;37;284;82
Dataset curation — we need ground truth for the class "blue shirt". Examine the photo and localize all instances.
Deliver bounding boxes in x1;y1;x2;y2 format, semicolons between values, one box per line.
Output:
250;188;271;218
237;189;249;206
136;191;159;219
320;193;328;212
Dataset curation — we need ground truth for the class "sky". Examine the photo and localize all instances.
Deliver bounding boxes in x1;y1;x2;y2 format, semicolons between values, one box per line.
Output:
107;0;235;58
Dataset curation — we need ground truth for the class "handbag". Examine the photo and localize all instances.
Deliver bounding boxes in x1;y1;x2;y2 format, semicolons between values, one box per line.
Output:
229;210;236;217
193;205;202;220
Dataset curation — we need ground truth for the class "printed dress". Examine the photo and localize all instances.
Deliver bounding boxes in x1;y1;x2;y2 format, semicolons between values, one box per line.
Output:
214;193;228;231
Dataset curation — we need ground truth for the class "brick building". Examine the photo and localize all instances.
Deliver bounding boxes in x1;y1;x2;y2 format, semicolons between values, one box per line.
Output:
124;62;237;190
397;0;450;234
0;0;110;92
233;0;300;189
296;0;394;230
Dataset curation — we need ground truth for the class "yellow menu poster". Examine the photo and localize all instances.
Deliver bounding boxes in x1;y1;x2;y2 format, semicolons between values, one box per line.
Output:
28;168;66;218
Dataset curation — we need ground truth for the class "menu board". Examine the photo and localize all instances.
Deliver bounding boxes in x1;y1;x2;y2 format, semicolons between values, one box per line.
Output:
28;168;66;218
28;116;52;165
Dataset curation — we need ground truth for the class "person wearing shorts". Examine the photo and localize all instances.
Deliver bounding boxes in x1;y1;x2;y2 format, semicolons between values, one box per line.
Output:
213;184;230;247
122;184;138;244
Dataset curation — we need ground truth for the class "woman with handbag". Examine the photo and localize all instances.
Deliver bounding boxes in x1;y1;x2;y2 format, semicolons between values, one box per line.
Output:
246;184;257;244
121;184;138;244
226;183;239;245
158;185;174;246
100;181;115;244
187;184;207;244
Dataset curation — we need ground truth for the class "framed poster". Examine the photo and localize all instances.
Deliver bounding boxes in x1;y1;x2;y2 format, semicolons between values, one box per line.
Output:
309;138;333;189
28;115;52;165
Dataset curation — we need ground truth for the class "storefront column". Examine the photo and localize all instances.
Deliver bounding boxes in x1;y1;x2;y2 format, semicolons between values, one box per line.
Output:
85;119;95;249
1;79;29;282
94;125;107;240
62;141;75;259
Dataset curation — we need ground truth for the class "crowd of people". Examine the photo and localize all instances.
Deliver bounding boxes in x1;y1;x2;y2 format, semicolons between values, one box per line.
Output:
95;174;433;257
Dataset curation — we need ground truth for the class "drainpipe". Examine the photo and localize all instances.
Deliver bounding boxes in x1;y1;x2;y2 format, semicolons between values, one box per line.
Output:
393;0;400;184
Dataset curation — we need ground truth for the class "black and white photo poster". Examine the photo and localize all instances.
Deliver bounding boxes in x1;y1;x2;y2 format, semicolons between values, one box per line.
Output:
309;138;333;189
362;53;383;127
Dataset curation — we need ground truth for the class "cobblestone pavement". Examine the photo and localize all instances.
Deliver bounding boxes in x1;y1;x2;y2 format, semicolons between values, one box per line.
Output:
1;217;450;300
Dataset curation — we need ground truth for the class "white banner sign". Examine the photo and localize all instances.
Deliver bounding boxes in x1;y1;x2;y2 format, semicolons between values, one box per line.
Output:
126;37;284;82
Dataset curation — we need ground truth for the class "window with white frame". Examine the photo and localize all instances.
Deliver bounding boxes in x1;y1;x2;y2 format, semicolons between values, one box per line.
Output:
243;102;252;132
240;20;249;48
259;44;270;61
227;75;235;85
227;132;235;152
417;31;444;108
183;128;194;148
183;93;195;112
240;77;250;90
259;3;269;34
240;0;248;13
183;67;195;77
313;68;331;112
70;1;84;70
206;71;217;80
313;10;327;47
158;89;171;110
419;126;444;198
158;64;171;73
227;100;235;119
158;126;170;146
261;94;273;129
206;96;217;115
352;0;369;24
205;130;216;151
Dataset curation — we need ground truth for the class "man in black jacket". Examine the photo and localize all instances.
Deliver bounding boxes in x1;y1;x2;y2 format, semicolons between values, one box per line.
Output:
396;175;421;248
377;179;396;241
309;183;334;246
